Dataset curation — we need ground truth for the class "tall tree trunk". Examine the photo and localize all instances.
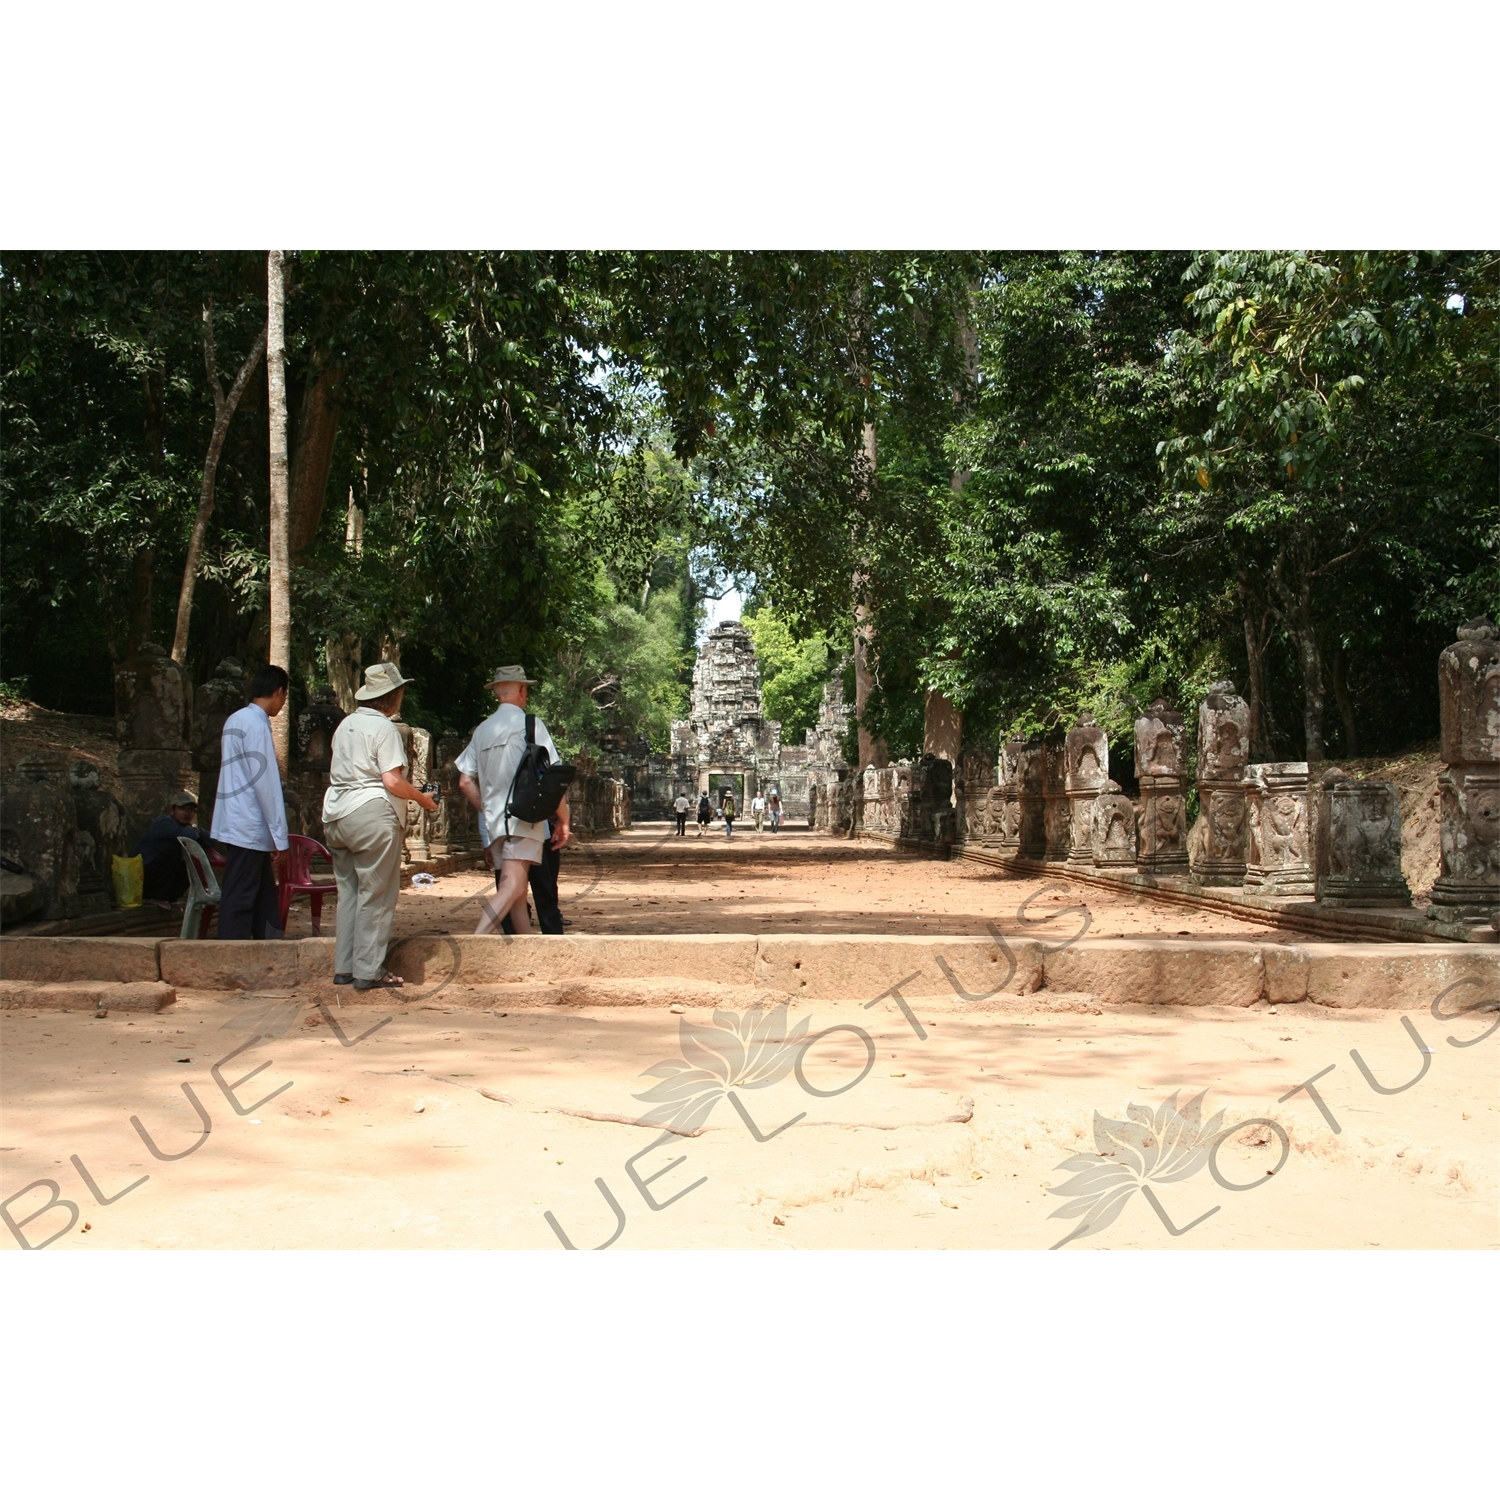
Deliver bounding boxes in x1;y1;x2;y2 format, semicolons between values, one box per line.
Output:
287;363;342;561
1239;575;1276;761
922;690;962;764
1330;642;1359;758
1289;603;1328;763
852;420;887;771
171;310;267;665
324;481;365;712
267;251;292;775
326;634;362;712
125;365;167;657
1268;540;1330;762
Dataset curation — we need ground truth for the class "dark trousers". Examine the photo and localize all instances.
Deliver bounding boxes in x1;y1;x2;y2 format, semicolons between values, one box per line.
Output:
499;839;563;935
675;812;687;835
142;849;190;902
217;843;280;940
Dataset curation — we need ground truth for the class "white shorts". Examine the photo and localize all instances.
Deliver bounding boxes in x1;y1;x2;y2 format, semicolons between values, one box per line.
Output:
493;836;544;866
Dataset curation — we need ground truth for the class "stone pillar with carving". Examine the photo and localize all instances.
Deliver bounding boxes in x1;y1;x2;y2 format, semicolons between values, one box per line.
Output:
1429;618;1500;918
297;687;345;773
114;641;197;847
191;657;249;839
402;725;432;863
998;738;1024;854
69;760;123;912
954;745;993;844
1134;698;1190;876
1064;716;1108;866
1;753;80;920
1315;774;1411;906
1243;763;1316;897
1090;780;1137;869
1017;741;1046;859
1042;739;1072;862
1192;680;1251;887
429;733;466;858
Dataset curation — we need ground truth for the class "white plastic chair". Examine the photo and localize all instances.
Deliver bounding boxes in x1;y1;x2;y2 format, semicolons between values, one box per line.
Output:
178;836;221;939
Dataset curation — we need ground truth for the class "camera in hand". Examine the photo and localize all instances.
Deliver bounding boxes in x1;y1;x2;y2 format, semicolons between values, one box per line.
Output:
421;781;440;800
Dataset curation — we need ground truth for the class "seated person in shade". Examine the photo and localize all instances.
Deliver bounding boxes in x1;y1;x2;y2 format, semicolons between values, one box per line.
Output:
135;791;212;902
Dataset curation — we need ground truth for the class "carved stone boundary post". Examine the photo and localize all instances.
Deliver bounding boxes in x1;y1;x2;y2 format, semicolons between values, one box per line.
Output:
404;726;432;862
1135;699;1189;876
1042;738;1072;862
1316;775;1411;906
1018;742;1047;859
1090;780;1137;869
955;746;994;845
1429;618;1500;918
1192;680;1251;886
1064;715;1108;866
430;733;469;859
114;641;197;850
1243;762;1316;897
998;738;1024;854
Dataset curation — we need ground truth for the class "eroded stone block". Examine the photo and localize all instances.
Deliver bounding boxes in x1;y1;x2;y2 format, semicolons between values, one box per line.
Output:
1316;777;1411;907
1244;762;1316;898
1090;781;1137;869
1134;700;1189;876
1431;618;1500;915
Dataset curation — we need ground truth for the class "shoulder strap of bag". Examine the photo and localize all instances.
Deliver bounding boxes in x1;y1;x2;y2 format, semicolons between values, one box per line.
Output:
504;712;533;838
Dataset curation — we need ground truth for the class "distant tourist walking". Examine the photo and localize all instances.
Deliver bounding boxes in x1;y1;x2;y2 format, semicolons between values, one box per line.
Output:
674;792;690;836
722;791;736;838
751;792;766;832
211;665;290;940
456;665;571;936
768;787;783;832
322;663;437;990
696;792;713;835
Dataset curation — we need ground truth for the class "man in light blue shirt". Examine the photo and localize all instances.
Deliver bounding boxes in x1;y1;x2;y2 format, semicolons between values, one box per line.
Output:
211;664;291;939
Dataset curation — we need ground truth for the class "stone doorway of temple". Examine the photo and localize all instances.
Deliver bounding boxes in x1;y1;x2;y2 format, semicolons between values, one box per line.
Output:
708;772;744;808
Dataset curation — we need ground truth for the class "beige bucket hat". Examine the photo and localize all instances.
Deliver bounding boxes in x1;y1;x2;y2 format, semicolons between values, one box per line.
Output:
487;664;537;686
355;661;415;701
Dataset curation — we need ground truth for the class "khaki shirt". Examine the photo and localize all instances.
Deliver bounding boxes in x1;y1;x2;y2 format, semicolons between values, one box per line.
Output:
323;707;408;824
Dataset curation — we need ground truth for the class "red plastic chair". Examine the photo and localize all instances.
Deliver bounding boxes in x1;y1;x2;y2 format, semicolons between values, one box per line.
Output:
277;834;336;936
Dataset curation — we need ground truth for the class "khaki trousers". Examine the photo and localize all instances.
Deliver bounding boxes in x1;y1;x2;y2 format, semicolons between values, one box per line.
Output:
324;799;404;981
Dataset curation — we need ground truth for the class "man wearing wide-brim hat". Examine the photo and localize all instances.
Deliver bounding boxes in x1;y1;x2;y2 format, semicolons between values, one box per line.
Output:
322;662;438;990
456;664;570;935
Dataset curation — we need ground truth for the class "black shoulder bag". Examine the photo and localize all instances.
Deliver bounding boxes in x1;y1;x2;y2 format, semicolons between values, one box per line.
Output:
505;714;576;833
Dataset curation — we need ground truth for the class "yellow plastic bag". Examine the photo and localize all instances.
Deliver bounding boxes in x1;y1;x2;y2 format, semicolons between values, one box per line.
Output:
111;854;144;908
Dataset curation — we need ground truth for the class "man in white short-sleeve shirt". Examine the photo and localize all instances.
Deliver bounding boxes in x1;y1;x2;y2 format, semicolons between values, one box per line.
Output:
457;664;570;935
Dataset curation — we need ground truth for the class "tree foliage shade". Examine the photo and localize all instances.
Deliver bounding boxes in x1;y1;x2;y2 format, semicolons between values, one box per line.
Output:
3;249;1493;770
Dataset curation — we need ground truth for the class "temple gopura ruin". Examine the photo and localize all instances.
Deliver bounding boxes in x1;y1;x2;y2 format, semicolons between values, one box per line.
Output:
621;620;851;818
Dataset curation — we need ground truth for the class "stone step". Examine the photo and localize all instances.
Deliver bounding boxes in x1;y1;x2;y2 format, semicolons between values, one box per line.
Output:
1;932;1495;1012
0;979;176;1013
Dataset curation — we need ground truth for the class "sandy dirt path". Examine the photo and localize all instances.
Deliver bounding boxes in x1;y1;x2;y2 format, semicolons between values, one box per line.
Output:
371;824;1291;943
4;983;1494;1251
